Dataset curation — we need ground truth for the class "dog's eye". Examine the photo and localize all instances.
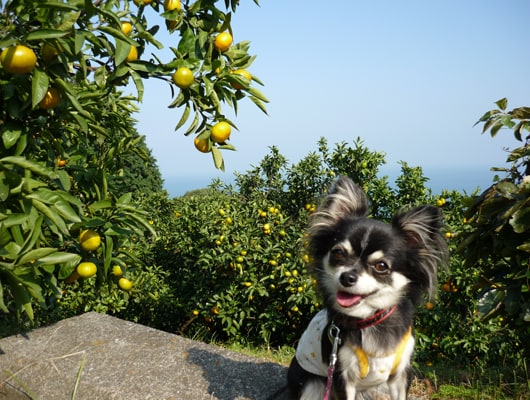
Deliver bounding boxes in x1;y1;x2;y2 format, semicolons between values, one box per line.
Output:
372;261;390;274
330;247;347;263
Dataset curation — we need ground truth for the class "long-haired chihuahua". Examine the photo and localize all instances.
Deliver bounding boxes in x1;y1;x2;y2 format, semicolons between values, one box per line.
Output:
287;176;448;400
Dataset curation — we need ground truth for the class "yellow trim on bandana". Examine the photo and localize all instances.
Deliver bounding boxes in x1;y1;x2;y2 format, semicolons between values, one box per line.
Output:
354;347;370;379
391;326;412;375
351;326;413;380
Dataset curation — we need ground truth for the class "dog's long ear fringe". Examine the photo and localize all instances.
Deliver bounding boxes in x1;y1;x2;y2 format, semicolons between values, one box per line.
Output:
393;206;449;298
309;176;369;233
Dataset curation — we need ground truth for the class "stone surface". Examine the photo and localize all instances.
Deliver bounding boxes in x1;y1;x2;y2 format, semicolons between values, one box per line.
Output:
0;312;425;400
0;312;290;400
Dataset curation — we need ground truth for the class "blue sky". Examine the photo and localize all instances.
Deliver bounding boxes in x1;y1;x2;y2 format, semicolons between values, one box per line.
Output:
130;1;530;196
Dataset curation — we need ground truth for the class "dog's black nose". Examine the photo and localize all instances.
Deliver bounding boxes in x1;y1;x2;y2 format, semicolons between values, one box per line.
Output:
340;271;357;287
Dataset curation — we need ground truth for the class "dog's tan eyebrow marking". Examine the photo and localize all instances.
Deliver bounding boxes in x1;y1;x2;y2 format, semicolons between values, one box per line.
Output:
337;239;353;253
367;250;385;263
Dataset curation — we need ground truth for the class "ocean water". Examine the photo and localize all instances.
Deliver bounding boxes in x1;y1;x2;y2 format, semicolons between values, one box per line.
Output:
163;166;500;198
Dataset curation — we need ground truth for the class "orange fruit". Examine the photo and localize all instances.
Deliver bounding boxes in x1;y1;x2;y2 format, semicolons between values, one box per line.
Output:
118;277;133;291
210;121;231;143
79;229;101;251
126;45;138;62
39;87;61;109
164;0;181;11
77;262;97;278
214;32;232;52
1;45;37;74
194;137;210;153
112;265;123;277
230;69;251;90
121;21;133;35
172;67;194;89
57;159;67;167
42;44;59;63
425;301;434;310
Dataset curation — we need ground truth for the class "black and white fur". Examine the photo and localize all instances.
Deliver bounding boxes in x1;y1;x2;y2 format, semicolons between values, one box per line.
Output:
287;176;448;400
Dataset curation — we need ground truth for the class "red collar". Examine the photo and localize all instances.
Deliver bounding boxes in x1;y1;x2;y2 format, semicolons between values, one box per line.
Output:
333;304;398;330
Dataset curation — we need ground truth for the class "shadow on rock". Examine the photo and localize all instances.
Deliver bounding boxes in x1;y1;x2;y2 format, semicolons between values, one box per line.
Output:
187;347;291;400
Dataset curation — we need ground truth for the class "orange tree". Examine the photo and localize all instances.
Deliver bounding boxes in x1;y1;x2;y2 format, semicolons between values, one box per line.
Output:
458;98;530;364
0;0;266;321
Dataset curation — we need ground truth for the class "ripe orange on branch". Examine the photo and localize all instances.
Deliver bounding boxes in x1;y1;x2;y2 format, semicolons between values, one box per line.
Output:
77;262;97;278
121;21;133;35
126;45;138;62
194;137;210;153
79;229;101;251
39;87;61;109
0;45;37;74
211;121;231;143
173;67;194;89
164;0;181;11
230;69;251;90
214;32;232;52
118;277;133;291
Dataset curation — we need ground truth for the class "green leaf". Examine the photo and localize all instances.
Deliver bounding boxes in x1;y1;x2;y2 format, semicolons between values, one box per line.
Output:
516;242;530;253
184;112;200;136
31;198;68;235
117;192;133;206
489;120;504;138
31;69;50;108
52;198;82;223
129;70;145;101
1;123;22;150
17;248;57;266
495;97;508;111
175;104;191;130
212;146;225;171
510;106;530;120
0;156;52;177
114;38;131;66
103;235;113;277
19;215;44;255
38;252;82;266
26;29;70;41
249;95;269;115
178;27;196;56
509;207;530;233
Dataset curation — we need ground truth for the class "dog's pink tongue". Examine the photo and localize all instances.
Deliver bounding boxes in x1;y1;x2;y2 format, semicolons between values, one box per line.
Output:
337;291;362;307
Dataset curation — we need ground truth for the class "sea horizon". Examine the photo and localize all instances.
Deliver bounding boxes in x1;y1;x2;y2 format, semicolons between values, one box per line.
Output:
161;165;501;198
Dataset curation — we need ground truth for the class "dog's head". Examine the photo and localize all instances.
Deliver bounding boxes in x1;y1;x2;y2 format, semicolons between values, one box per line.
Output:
308;176;448;319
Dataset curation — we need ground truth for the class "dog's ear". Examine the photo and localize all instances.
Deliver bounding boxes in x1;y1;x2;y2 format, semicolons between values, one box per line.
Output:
393;206;448;298
314;176;369;223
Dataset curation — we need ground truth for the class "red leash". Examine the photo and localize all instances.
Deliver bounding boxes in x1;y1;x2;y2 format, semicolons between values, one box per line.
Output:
324;323;341;400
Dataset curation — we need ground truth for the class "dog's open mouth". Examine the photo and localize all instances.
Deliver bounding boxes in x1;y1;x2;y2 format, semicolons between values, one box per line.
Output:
337;291;368;307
